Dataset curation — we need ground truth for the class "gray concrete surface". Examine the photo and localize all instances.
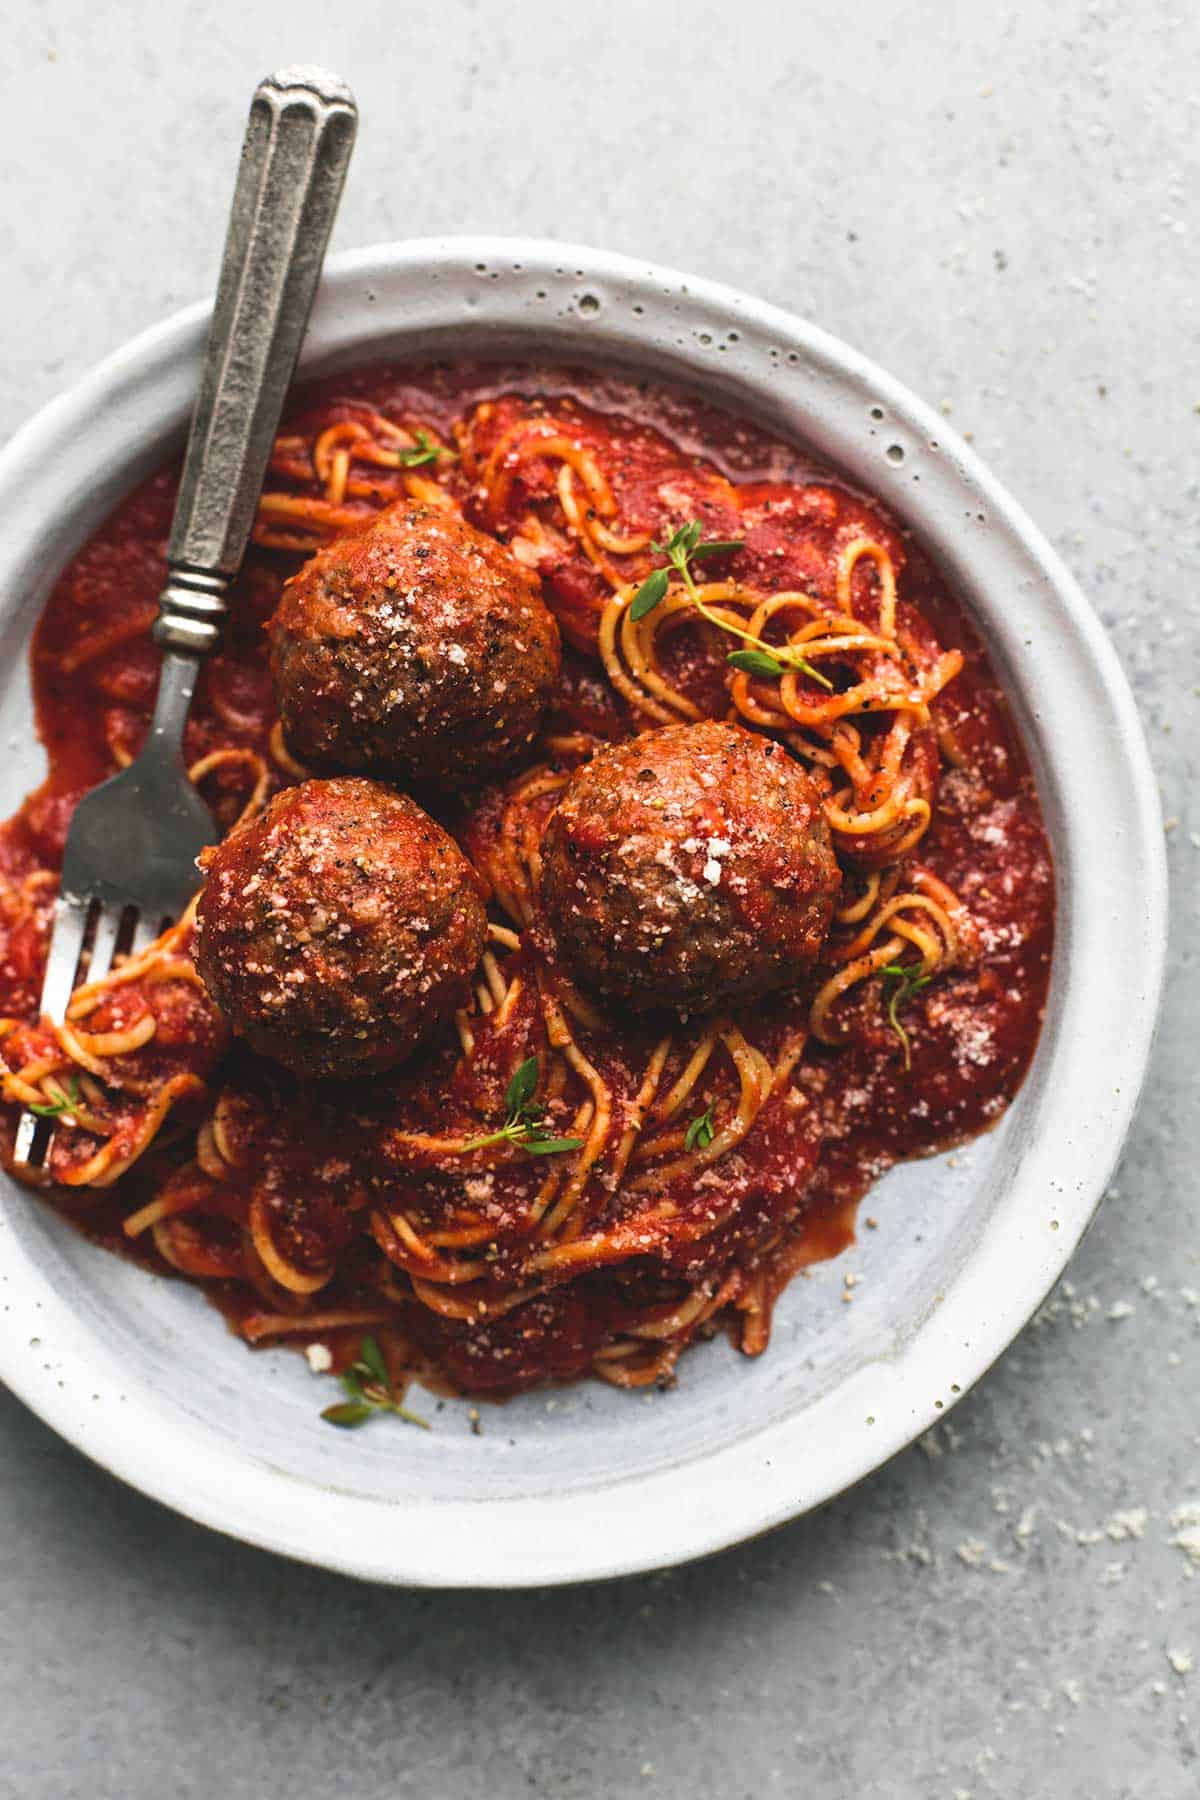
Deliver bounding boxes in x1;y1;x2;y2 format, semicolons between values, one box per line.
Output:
1;2;1196;1795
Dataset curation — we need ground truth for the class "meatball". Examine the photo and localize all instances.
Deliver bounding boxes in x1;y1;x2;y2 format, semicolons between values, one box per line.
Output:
269;502;561;790
539;721;840;1013
195;778;486;1079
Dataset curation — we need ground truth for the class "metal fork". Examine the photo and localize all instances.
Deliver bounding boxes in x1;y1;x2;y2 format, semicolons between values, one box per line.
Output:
12;67;357;1170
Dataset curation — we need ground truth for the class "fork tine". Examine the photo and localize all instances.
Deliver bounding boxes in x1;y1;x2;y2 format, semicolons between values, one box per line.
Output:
11;1110;44;1168
85;904;123;988
11;894;91;1169
35;895;92;1032
127;913;163;959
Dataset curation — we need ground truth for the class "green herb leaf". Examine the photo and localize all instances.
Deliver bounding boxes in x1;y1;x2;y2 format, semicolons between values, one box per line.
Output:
321;1402;374;1428
727;649;786;678
457;1120;581;1158
522;1134;586;1156
650;525;685;561
727;646;834;690
396;428;454;468
28;1077;82;1119
690;539;745;559
339;1369;366;1402
504;1055;540;1118
881;963;933;991
880;962;933;1071
684;1106;716;1151
356;1334;390;1392
630;566;670;621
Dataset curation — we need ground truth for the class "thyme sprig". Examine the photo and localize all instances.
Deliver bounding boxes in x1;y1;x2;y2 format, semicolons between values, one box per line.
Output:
321;1334;431;1430
28;1076;82;1120
880;962;933;1072
458;1056;584;1158
629;521;833;690
684;1105;716;1151
396;428;456;469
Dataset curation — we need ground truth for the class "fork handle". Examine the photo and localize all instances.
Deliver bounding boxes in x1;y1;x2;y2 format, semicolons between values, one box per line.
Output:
154;67;357;656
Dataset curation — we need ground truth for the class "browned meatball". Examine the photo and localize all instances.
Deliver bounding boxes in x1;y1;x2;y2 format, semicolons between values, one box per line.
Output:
195;778;486;1079
539;721;840;1013
269;503;561;790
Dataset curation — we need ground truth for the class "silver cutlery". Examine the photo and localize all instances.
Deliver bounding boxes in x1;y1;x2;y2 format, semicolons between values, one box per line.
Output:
13;65;357;1169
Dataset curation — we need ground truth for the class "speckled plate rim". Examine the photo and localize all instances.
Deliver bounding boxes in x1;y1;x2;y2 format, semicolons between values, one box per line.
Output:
0;238;1167;1587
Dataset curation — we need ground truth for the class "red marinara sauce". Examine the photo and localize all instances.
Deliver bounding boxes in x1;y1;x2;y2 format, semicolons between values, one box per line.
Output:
0;362;1055;1394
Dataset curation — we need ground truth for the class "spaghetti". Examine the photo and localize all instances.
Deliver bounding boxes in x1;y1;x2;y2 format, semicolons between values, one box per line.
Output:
0;362;1054;1400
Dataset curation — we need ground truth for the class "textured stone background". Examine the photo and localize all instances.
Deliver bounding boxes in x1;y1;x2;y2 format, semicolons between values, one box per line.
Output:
1;2;1196;1795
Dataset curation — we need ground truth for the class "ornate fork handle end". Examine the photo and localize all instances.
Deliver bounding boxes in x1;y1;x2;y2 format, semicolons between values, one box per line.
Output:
159;66;358;664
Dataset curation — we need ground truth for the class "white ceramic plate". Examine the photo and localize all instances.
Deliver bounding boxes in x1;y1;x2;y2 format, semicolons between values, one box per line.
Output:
0;239;1166;1587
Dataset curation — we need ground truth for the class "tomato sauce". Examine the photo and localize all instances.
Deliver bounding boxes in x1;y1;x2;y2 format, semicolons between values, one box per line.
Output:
0;362;1055;1394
